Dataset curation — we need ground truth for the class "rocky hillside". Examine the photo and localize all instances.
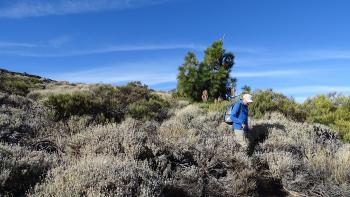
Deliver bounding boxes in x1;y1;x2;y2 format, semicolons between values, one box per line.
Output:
0;69;349;196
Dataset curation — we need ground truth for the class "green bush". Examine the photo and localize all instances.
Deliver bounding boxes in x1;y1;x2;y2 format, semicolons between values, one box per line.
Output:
44;82;169;123
334;120;350;141
250;89;306;122
127;95;170;122
117;81;151;103
45;92;97;120
0;79;30;96
0;74;44;96
303;94;350;141
303;95;336;125
249;90;350;142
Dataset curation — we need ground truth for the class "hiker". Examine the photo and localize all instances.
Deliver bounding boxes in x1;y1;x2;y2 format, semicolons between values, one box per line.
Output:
230;94;253;148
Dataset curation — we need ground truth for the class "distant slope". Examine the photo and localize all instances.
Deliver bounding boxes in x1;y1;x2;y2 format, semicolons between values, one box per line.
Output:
1;68;45;80
0;67;57;96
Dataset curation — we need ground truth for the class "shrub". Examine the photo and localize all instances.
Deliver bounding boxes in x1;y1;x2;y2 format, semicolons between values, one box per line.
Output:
334;120;350;141
0;92;32;108
158;105;203;142
44;82;170;123
7;80;30;95
66;118;161;160
158;105;258;196
303;94;350;141
250;89;307;121
116;81;150;103
303;95;336;125
127;95;170;122
44;92;97;121
30;156;163;197
0;143;58;196
0;74;45;96
0;93;52;145
64;111;258;196
253;112;350;196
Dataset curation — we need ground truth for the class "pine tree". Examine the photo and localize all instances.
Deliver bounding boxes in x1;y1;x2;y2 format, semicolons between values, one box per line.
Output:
177;52;200;99
176;40;235;101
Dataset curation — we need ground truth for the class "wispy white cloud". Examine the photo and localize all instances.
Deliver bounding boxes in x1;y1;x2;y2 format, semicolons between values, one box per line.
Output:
47;60;179;85
237;49;350;67
276;86;350;95
0;35;72;50
47;35;72;48
0;41;37;48
3;36;350;63
0;0;168;18
51;43;204;56
233;69;316;78
274;85;350;103
0;43;204;57
295;49;350;61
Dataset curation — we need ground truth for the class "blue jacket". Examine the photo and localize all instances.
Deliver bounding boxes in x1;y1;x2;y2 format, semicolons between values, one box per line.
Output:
230;100;248;131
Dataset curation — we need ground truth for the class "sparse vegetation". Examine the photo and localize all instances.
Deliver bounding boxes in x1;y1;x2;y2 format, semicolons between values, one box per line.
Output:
1;54;350;196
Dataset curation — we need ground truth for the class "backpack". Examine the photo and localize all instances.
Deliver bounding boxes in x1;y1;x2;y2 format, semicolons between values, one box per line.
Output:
224;97;241;125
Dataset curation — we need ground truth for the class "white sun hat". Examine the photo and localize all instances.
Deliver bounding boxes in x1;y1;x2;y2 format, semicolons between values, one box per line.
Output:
243;94;253;103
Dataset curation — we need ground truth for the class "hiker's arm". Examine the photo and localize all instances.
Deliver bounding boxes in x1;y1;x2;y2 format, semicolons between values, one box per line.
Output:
230;103;242;124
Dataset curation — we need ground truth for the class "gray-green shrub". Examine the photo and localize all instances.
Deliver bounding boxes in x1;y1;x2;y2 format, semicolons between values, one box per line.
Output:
0;143;58;196
0;93;52;145
252;112;350;196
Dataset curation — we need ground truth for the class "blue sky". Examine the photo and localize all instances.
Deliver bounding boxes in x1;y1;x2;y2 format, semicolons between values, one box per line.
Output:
1;0;350;102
